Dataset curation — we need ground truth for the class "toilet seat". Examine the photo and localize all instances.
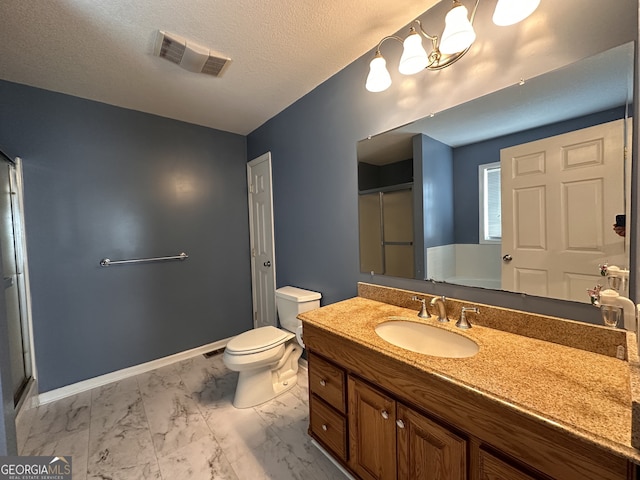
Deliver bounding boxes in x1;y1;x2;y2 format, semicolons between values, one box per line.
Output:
225;326;294;355
223;285;320;408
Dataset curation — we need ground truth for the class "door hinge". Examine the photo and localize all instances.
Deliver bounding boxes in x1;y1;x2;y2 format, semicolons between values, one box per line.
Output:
249;184;257;194
254;311;258;321
251;248;256;257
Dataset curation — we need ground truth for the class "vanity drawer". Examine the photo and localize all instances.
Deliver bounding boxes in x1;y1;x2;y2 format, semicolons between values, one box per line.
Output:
309;353;346;413
478;448;544;480
310;394;347;462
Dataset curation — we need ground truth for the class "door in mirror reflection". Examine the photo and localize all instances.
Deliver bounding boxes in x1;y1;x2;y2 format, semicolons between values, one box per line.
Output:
501;119;627;302
359;189;414;277
356;42;634;305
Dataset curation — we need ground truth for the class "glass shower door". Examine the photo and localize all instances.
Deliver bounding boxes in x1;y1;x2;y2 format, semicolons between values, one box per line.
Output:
0;159;31;404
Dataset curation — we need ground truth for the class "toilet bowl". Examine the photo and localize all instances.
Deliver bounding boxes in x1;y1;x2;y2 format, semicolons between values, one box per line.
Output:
223;286;321;408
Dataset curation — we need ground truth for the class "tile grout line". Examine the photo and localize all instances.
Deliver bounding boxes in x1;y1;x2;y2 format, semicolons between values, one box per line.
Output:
175;356;242;480
84;389;94;480
26;356;327;480
134;373;165;480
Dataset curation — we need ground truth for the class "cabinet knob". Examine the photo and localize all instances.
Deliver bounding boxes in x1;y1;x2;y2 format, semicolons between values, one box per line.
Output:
396;419;405;429
321;424;328;431
319;379;326;387
381;410;389;420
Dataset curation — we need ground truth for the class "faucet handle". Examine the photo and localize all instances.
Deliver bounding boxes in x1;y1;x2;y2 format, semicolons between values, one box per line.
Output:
456;306;479;329
587;284;603;306
411;296;429;318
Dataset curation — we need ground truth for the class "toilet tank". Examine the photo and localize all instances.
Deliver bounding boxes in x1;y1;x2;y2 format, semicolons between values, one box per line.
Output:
275;286;321;333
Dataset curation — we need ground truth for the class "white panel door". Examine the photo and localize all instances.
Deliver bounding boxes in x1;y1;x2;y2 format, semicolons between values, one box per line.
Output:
247;153;276;328
501;119;627;302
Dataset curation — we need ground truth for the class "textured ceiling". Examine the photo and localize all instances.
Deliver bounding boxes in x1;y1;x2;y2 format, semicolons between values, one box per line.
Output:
0;0;440;135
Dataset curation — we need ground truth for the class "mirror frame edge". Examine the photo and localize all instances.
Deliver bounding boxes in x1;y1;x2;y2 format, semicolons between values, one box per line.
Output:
356;42;639;327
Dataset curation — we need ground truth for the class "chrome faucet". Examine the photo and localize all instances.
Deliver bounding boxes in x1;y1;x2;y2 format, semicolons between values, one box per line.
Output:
411;296;429;318
430;296;448;323
456;306;479;329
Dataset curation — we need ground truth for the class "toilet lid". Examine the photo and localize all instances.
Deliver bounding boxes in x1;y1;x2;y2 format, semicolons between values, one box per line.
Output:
225;326;291;355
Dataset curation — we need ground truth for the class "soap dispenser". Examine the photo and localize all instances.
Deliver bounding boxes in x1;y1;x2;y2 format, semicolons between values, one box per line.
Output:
597;289;636;331
599;263;629;295
588;263;640;358
590;264;634;330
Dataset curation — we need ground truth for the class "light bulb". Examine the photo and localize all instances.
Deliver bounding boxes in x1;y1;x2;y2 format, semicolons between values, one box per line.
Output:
366;53;392;92
493;0;540;26
399;31;429;75
439;3;476;55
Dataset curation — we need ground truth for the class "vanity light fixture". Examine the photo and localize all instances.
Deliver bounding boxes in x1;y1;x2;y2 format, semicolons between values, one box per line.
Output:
366;0;540;92
493;0;540;26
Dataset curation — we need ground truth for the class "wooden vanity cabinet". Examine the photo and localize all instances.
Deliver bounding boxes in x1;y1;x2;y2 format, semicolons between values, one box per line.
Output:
348;375;467;480
309;395;347;461
397;403;467;480
477;448;540;480
310;352;467;480
348;375;397;480
308;352;348;461
304;323;636;480
309;352;346;413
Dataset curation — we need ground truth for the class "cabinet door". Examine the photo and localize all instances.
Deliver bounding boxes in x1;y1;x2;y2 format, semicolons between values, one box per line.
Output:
397;404;467;480
348;376;397;480
478;448;540;480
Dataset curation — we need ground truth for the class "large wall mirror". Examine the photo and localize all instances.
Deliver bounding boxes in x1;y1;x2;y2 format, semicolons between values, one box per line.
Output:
357;42;634;305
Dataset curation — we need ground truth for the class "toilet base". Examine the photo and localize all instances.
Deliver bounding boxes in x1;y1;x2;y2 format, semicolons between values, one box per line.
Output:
232;343;302;408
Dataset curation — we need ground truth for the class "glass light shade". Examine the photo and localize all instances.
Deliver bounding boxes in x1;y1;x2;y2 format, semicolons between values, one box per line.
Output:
492;0;540;26
398;32;429;75
439;4;476;55
366;54;392;92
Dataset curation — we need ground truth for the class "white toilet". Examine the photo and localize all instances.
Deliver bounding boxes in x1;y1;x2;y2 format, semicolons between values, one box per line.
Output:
223;286;321;408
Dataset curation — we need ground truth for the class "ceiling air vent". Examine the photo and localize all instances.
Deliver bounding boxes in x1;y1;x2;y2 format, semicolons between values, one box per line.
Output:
153;30;231;77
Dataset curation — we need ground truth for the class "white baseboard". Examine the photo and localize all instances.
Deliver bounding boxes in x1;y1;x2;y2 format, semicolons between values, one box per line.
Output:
37;338;231;405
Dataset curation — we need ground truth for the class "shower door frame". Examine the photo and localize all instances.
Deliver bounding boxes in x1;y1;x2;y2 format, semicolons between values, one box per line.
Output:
1;154;36;409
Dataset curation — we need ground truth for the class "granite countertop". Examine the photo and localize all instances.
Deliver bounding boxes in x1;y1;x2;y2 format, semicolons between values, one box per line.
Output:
299;296;640;463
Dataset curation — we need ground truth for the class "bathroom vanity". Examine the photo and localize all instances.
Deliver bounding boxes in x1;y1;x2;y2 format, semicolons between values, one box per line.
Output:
299;284;640;480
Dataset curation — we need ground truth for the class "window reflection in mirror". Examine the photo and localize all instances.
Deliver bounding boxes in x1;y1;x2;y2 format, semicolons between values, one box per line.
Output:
357;42;634;304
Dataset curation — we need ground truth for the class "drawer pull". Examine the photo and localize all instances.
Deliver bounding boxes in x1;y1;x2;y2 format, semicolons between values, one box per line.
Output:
381;410;389;420
319;379;327;387
322;424;328;431
396;419;405;429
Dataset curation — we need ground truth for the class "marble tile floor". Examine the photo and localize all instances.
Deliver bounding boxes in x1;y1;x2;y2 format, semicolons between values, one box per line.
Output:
19;354;346;480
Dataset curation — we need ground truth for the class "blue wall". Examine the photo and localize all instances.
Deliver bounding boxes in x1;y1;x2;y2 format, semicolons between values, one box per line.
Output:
0;80;252;392
411;133;455;280
246;72;366;303
0;4;632;452
453;107;627;244
247;1;637;324
420;135;455;249
0;0;635;400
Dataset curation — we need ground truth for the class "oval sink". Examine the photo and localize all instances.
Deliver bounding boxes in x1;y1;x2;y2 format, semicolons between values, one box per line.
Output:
375;320;479;358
